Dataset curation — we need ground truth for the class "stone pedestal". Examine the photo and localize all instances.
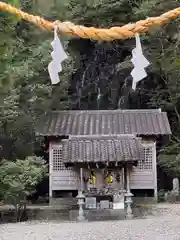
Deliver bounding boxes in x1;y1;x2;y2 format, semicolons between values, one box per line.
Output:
76;191;86;221
113;190;126;209
124;164;134;219
125;192;133;219
85;197;96;209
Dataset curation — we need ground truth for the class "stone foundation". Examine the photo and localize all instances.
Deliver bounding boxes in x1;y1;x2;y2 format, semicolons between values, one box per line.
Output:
49;198;78;209
69;207;153;221
165;195;180;203
0;204;154;223
49;196;157;210
0;207;69;223
133;197;157;205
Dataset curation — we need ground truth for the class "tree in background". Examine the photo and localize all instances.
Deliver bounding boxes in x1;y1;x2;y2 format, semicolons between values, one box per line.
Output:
0;0;75;159
0;156;47;221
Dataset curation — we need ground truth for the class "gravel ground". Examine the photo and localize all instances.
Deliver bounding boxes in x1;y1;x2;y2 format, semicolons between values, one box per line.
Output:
1;205;180;240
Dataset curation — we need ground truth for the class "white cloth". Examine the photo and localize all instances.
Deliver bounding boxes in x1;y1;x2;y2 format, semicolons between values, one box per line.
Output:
48;27;68;84
130;34;150;90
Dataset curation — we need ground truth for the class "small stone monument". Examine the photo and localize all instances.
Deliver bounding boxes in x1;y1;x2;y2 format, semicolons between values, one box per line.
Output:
113;191;125;209
100;200;110;209
85;197;96;209
172;178;179;196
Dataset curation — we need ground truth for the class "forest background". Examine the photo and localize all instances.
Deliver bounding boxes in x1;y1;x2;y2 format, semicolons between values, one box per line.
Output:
1;0;180;194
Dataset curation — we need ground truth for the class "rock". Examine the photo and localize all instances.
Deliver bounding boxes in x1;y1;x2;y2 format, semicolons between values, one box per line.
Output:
172;178;179;196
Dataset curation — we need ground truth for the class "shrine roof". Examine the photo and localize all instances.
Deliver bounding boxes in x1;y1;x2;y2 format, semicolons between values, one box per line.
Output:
36;109;171;136
61;135;146;163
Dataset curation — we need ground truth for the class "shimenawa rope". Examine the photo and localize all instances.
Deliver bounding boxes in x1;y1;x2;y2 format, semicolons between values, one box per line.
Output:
0;1;180;41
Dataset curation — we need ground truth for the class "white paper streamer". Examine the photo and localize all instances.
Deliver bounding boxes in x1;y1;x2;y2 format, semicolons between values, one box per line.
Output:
48;27;68;85
131;34;150;90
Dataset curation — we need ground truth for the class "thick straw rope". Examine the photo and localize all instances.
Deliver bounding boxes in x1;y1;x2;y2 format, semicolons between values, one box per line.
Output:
0;1;180;41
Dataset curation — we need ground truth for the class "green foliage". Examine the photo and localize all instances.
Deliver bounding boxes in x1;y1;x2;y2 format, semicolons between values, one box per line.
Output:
0;156;47;221
57;0;135;27
0;0;76;158
158;138;180;176
157;189;165;202
1;0;180;177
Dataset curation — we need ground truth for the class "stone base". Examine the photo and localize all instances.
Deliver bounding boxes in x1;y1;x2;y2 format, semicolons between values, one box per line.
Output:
0;205;154;223
69;206;154;221
49;197;78;209
0;207;70;223
125;214;133;220
113;202;124;209
166;195;180;203
133;197;157;205
69;209;126;221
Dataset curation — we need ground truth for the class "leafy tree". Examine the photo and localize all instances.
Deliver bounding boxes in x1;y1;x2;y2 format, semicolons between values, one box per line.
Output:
0;156;47;221
0;0;74;159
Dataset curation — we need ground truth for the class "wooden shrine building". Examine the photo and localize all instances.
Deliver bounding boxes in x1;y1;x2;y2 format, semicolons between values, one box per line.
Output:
36;109;171;213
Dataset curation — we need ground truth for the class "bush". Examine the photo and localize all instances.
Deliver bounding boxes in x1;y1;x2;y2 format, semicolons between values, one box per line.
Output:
157;189;165;202
0;156;47;221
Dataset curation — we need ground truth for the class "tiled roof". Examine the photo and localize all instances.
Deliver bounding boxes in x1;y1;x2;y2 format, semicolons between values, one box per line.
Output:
36;109;171;136
61;135;144;163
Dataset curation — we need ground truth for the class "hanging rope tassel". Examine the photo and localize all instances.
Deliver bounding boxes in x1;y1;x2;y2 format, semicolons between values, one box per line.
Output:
0;2;180;41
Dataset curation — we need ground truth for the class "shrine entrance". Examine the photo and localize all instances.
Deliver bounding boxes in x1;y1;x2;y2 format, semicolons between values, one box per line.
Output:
61;135;144;219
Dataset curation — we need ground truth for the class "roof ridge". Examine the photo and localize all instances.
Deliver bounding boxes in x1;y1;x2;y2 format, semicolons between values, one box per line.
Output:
48;109;163;114
63;134;142;142
69;134;138;138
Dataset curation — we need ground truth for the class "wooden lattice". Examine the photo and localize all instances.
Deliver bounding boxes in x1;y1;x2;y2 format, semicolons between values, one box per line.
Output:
51;144;80;190
52;145;74;172
138;147;153;170
52;147;65;171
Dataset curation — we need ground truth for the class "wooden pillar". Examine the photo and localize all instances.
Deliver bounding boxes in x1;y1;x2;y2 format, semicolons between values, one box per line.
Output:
126;165;131;193
124;164;127;190
49;142;53;200
80;167;83;191
152;141;158;201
